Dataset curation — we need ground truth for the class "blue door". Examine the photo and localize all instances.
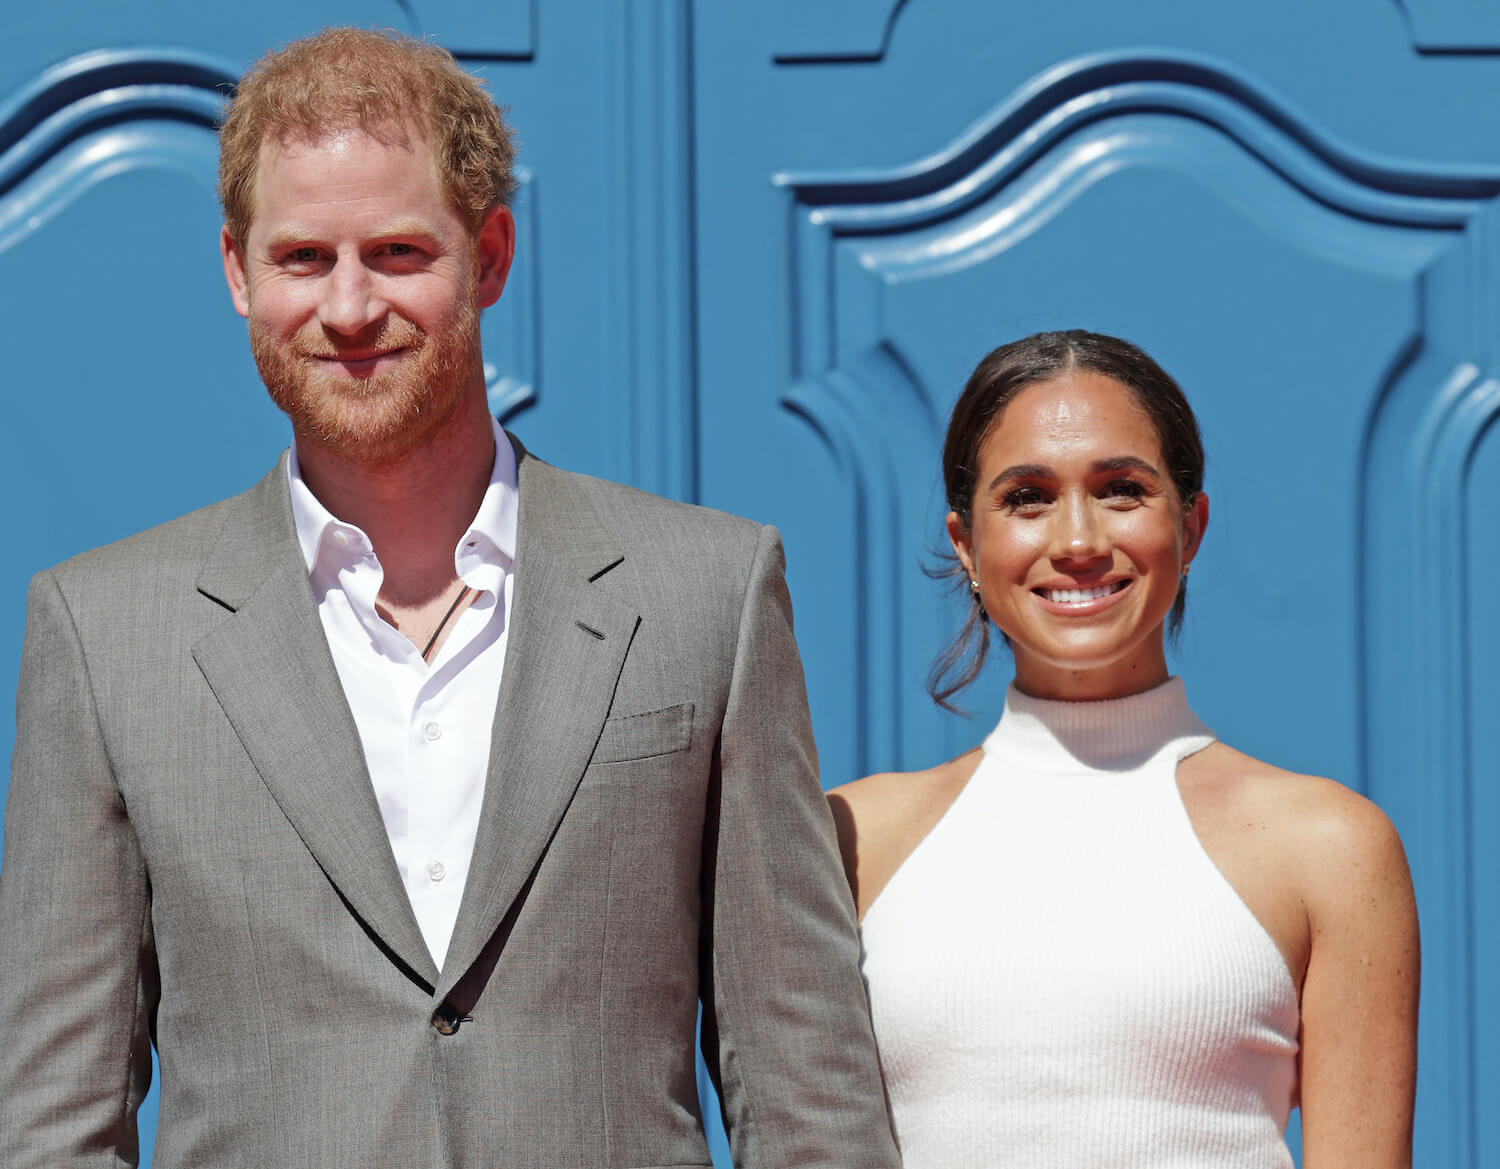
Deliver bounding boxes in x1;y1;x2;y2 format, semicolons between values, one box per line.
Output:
689;4;1500;1165
3;2;1498;1165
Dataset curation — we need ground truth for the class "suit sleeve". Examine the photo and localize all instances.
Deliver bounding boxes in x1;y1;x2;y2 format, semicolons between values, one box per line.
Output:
700;525;900;1169
0;570;155;1167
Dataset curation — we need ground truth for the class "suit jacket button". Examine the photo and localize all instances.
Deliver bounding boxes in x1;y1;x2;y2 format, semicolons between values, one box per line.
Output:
432;1004;461;1035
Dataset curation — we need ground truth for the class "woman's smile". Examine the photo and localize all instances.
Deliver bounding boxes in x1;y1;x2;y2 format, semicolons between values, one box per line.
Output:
1033;578;1132;610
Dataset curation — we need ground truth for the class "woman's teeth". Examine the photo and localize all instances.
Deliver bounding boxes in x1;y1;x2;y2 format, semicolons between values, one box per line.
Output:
1044;582;1124;604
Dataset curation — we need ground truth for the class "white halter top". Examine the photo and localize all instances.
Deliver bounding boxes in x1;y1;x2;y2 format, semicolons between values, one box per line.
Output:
860;678;1299;1168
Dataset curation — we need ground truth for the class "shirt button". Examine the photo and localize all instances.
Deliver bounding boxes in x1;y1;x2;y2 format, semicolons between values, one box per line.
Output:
427;860;447;882
423;721;442;742
332;530;351;547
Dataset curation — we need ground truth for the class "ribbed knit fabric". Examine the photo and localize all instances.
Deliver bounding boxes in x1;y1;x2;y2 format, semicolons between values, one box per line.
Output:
861;677;1299;1168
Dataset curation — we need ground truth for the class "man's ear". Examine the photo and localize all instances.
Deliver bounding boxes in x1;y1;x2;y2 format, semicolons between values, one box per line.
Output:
221;225;251;319
475;204;516;309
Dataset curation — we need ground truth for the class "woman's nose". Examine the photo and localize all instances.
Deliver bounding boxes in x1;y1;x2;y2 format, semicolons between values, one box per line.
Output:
1049;494;1110;565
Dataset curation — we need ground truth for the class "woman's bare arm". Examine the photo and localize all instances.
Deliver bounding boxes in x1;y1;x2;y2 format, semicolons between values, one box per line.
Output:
1296;786;1419;1169
827;749;982;921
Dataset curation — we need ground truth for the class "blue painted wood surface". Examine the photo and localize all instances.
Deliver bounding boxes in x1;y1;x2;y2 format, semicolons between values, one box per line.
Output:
3;2;1498;1165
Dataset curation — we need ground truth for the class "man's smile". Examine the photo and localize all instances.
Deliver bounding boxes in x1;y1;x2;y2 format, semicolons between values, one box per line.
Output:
309;346;412;372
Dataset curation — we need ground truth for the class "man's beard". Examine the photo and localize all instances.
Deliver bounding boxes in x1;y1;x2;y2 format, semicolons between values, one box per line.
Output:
250;297;481;464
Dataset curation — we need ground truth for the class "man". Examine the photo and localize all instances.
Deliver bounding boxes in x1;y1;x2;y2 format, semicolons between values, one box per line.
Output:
0;29;899;1169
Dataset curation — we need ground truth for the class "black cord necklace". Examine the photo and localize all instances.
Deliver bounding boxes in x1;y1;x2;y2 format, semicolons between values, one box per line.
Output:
421;584;472;662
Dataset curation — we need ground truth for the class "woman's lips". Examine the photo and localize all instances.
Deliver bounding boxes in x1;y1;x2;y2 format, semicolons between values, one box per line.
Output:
1031;578;1131;612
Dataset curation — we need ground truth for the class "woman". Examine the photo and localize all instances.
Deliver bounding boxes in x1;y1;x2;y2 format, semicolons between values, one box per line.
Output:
829;330;1418;1168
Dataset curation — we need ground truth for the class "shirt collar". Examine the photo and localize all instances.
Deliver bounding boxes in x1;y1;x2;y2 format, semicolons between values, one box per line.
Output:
287;417;519;584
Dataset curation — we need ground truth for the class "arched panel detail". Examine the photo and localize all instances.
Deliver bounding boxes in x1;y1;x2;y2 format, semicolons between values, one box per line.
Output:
784;344;935;777
0;49;234;252
777;50;1500;211
485;166;539;422
598;0;697;499
774;50;1500;1161
1397;0;1500;53
0;47;232;160
1361;352;1500;1169
770;0;909;64
422;0;535;60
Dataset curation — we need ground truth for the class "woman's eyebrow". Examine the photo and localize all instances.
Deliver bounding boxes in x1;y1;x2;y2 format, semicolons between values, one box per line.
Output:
1092;455;1163;479
986;464;1051;490
985;456;1163;492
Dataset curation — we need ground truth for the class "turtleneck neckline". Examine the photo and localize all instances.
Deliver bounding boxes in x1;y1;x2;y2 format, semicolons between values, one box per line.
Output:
982;676;1214;775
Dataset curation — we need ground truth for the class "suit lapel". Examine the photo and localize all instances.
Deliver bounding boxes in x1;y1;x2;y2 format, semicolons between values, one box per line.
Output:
438;448;639;996
191;460;440;988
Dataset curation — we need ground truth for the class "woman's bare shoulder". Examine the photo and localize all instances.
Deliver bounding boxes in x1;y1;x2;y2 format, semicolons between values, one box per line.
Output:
828;748;984;921
829;749;980;822
1183;742;1411;894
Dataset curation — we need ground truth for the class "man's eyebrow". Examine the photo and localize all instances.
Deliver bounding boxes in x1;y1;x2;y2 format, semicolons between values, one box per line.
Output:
260;221;440;252
369;219;441;240
262;227;314;252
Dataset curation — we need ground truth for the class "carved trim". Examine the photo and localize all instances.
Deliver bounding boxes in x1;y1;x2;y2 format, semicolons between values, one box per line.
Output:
430;0;536;61
1397;0;1500;53
598;0;697;500
485;167;539;423
777;50;1500;213
772;0;909;64
0;47;232;163
0;49;233;253
1360;352;1500;1169
784;349;932;776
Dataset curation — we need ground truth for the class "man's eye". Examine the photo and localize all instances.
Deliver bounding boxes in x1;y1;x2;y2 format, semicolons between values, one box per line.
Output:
290;247;319;263
387;243;414;256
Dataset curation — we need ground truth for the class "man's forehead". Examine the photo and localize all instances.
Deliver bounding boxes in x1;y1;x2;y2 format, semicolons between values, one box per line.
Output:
239;119;465;247
257;119;432;165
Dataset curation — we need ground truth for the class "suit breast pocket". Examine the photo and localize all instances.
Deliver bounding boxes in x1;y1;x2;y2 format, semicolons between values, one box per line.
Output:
590;702;694;765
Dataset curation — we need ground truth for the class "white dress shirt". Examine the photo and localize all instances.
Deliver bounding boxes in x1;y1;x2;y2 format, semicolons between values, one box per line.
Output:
287;421;518;970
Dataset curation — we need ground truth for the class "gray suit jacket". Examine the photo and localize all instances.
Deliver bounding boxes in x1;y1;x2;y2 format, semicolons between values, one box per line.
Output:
0;440;900;1169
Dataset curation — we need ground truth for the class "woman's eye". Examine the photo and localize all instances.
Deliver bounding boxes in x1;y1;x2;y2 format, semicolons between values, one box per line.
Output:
1003;486;1049;512
1104;479;1146;501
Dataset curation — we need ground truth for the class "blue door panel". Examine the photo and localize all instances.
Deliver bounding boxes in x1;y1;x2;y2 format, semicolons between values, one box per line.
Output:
5;0;533;97
0;127;284;719
463;2;697;502
0;86;286;1167
1470;418;1500;1165
690;5;1500;1166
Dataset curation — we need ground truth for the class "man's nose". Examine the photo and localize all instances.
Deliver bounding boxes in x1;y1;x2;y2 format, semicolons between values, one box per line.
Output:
317;258;385;335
